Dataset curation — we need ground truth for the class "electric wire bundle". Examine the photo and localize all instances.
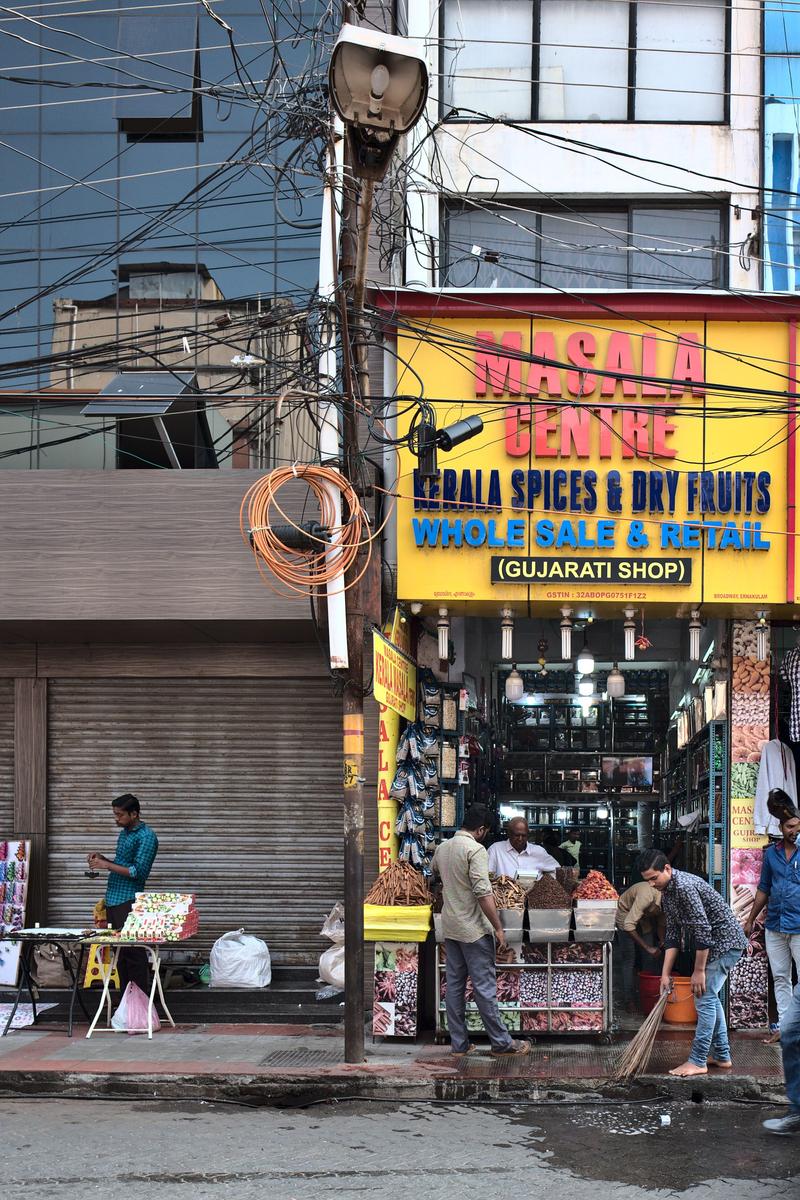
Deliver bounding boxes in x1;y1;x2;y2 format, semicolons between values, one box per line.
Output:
241;464;373;597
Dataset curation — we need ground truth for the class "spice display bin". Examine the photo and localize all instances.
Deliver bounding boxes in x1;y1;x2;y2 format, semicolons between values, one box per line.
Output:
573;899;618;941
528;908;572;943
435;941;612;1041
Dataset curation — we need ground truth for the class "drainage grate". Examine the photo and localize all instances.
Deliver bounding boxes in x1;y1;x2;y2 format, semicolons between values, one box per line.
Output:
260;1047;342;1067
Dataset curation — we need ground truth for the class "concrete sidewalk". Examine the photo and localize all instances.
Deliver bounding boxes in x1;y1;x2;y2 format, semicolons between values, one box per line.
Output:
0;1020;788;1105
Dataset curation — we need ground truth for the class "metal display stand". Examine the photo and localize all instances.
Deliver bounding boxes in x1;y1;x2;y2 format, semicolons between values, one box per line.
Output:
435;941;613;1042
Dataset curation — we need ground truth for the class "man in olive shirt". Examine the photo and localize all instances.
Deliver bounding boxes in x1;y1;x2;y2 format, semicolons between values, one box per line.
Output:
432;804;530;1057
616;880;663;1010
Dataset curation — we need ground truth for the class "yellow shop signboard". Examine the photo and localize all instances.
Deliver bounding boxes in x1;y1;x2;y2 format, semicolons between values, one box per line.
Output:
394;315;790;610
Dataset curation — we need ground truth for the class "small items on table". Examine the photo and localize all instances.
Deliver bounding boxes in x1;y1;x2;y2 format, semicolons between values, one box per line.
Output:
84;892;198;1039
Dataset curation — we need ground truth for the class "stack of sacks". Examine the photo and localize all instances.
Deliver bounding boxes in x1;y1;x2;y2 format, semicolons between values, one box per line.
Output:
120;892;199;941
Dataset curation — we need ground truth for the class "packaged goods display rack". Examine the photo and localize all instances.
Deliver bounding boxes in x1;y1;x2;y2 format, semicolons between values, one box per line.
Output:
659;719;729;895
435;940;613;1042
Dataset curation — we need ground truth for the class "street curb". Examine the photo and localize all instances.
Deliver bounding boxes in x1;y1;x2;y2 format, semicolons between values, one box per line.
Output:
0;1069;788;1107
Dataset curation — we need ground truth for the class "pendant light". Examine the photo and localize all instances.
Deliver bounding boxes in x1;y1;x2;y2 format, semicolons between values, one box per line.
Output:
606;663;626;698
500;607;514;661
623;607;636;661
689;609;702;662
437;607;450;660
578;676;594;697
756;614;768;661
560;606;573;660
576;630;594;676
505;665;524;703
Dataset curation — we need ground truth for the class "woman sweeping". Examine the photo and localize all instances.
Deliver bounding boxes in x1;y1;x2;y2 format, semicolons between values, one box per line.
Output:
745;789;800;1045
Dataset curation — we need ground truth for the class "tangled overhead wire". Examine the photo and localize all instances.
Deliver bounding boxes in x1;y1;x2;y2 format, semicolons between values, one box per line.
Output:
240;463;375;598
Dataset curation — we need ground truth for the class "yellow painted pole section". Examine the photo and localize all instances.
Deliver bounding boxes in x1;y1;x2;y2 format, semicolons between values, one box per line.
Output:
343;713;364;788
377;703;400;871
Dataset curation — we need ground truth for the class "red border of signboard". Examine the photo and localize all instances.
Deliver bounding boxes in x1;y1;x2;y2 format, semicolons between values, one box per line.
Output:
371;289;800;322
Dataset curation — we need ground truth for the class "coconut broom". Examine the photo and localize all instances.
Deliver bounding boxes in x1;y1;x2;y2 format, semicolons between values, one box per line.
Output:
611;990;671;1082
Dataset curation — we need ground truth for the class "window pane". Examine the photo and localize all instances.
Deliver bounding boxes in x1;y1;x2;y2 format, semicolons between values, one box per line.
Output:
444;205;537;287
630;208;722;289
635;0;725;121
765;54;800;107
538;0;629;120
765;4;800;54
539;210;628;287
443;0;533;120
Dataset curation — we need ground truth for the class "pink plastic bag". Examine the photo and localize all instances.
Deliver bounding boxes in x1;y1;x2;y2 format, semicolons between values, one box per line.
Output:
111;982;160;1035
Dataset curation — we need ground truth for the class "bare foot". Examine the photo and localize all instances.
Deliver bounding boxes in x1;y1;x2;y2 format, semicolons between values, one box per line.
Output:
669;1061;708;1077
763;1031;781;1045
707;1059;733;1069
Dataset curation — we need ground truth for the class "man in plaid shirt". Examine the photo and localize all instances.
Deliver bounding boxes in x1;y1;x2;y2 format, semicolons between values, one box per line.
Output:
639;849;745;1078
87;794;159;995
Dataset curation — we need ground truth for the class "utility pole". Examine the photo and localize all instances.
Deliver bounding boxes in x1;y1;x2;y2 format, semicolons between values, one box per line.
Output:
338;145;369;1064
327;22;428;1065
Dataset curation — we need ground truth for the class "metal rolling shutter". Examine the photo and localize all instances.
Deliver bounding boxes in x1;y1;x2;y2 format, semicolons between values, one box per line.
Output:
47;677;343;963
0;681;14;834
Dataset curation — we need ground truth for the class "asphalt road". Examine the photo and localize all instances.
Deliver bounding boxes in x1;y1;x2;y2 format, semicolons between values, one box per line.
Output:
0;1096;794;1199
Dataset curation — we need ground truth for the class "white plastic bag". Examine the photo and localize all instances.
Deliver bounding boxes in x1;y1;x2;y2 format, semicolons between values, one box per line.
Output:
319;944;345;989
209;929;272;988
318;903;345;989
320;902;345;944
111;982;160;1034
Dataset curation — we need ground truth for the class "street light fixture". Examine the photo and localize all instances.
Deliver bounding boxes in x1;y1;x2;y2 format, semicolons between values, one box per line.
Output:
329;24;429;181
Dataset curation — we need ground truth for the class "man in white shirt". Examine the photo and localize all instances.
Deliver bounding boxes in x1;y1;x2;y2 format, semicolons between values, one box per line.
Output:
487;817;560;877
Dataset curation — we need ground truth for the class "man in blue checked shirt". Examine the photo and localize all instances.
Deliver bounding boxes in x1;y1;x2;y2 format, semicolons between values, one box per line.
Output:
87;793;159;996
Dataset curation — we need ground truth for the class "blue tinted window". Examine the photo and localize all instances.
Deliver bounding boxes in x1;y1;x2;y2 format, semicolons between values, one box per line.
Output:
765;4;800;53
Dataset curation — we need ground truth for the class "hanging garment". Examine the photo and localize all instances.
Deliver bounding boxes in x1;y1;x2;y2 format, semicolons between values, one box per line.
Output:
754;740;798;837
781;647;800;742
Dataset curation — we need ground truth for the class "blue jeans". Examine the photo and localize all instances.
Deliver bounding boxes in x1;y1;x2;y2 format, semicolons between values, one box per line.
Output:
688;949;742;1067
780;980;800;1113
445;935;513;1053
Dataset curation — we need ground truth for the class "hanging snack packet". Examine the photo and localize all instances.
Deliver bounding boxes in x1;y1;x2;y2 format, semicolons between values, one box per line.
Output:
390;765;410;799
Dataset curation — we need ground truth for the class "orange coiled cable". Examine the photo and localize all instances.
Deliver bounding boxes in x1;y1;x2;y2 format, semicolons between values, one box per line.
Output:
240;464;374;598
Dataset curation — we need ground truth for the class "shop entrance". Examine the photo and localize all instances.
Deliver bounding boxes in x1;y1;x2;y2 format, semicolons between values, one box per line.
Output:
418;610;729;1031
445;613;724;890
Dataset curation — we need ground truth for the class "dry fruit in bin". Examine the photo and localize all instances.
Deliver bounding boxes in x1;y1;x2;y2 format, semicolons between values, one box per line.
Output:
526;874;571;909
489;874;527;911
574;870;619;900
364;860;430;906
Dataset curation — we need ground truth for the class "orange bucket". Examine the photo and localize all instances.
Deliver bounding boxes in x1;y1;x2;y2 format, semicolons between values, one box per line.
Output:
662;975;697;1025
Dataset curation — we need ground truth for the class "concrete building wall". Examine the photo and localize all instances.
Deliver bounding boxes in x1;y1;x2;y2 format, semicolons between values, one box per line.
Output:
402;0;762;292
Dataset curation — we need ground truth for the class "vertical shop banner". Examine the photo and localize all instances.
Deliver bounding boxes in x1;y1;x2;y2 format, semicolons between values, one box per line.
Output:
729;619;770;1030
377;705;400;871
372;630;417;721
374;610;414;871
